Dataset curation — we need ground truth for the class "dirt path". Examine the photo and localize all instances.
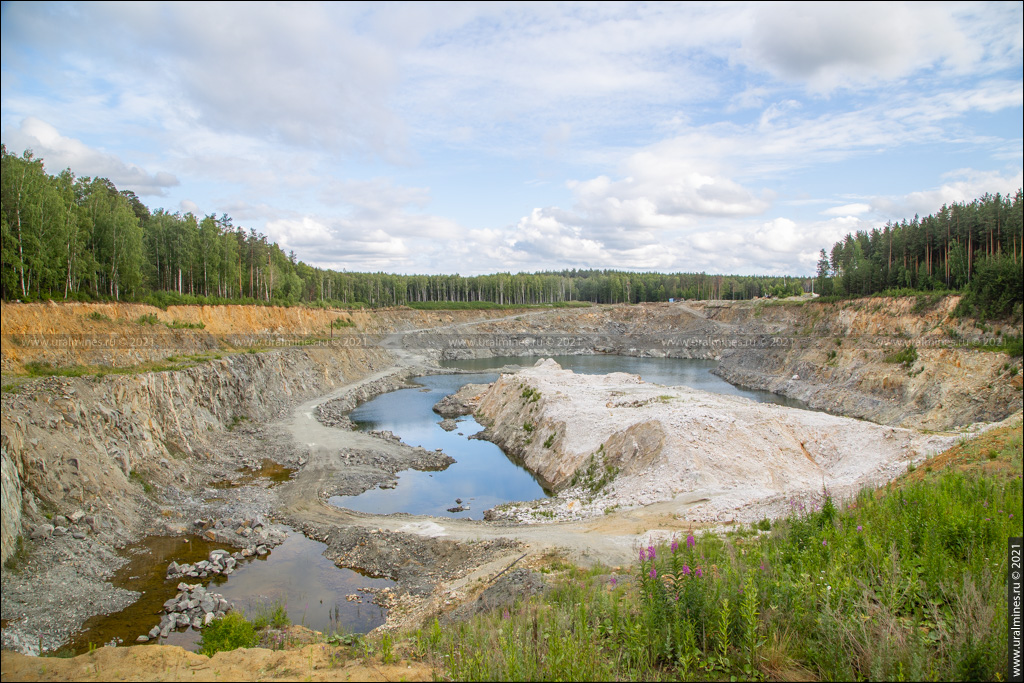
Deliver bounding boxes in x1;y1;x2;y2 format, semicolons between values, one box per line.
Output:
268;322;708;609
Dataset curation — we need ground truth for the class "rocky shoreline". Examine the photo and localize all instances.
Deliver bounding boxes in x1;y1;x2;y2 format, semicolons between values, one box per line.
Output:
2;299;1021;659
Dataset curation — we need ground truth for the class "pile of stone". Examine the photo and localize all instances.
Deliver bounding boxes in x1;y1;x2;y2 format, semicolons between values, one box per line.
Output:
190;515;288;550
138;583;232;641
28;509;106;541
315;401;356;429
166;548;242;580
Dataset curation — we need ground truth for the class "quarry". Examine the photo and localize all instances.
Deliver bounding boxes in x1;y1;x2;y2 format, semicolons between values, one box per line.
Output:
1;296;1021;664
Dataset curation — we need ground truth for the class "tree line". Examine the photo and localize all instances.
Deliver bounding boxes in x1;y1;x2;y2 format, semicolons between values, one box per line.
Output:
0;146;810;307
6;145;1018;315
815;189;1023;317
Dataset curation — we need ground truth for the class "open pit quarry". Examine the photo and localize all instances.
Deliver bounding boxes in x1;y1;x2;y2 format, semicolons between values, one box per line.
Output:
1;296;1021;662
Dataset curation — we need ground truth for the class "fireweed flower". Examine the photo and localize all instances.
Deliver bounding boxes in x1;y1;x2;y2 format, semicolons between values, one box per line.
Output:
671;537;679;553
686;534;696;548
695;567;704;578
822;539;828;546
856;525;863;532
649;567;657;579
682;565;691;575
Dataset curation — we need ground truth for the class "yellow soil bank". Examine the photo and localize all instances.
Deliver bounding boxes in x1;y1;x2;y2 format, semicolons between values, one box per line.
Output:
1;642;432;682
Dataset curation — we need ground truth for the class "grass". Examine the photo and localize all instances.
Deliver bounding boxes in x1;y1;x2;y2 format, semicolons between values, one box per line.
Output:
16;350;234;379
568;448;618;495
167;319;205;329
129;470;154;494
420;422;1022;681
196;613;259;656
884;344;919;369
226;415;250;431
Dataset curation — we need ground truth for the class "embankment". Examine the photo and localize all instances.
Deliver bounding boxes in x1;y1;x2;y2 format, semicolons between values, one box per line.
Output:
475;359;963;523
437;296;1022;430
0;345;391;565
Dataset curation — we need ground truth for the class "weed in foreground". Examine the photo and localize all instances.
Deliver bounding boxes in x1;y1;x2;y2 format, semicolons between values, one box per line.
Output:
422;430;1021;681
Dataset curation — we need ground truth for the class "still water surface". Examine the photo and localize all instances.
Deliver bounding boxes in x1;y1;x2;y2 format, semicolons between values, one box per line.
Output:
330;356;809;518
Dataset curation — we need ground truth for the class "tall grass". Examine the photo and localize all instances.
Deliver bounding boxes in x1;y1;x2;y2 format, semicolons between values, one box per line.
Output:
423;426;1022;681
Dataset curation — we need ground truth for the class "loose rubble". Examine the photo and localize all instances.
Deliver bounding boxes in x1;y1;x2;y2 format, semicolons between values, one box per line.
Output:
139;582;233;642
180;516;287;559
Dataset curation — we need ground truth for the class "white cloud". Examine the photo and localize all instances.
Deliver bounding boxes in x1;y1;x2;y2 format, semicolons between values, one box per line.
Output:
823;203;871;217
870;168;1024;218
3;117;179;195
739;2;983;92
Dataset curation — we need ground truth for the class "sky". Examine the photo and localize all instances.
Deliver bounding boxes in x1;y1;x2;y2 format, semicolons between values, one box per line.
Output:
1;2;1021;277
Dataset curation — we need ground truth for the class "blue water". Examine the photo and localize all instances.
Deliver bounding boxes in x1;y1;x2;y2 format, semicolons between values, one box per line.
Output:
440;355;809;409
328;357;810;519
329;373;547;519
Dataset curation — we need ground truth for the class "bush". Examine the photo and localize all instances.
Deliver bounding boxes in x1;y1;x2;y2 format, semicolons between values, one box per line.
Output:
196;613;259;656
884;344;918;367
955;255;1024;320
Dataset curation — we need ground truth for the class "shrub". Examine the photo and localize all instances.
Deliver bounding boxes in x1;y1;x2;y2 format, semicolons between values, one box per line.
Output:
196;613;258;656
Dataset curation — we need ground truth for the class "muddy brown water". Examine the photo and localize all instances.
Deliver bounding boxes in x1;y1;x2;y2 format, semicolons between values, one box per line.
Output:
209;458;295;489
63;356;810;655
65;532;393;655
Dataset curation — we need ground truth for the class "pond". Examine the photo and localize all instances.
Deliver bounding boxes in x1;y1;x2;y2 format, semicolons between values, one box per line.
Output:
66;531;392;654
329;356;811;518
329;372;545;519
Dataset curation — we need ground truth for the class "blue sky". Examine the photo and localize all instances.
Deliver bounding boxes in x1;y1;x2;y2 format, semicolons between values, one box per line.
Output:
2;1;1021;276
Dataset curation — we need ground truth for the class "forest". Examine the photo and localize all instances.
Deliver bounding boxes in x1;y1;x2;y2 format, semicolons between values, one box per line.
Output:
816;189;1023;317
2;145;1020;316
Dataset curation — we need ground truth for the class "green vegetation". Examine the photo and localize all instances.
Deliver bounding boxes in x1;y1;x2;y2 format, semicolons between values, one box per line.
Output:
135;313;160;325
816;190;1023;321
8;147;1018;314
167;319;205;329
884;344;919;368
521;386;541;403
196;613;259;656
330;316;355;328
543;433;556;448
569;451;618;494
249;601;291;630
86;311;112;322
421;424;1021;681
2;146;806;307
23;361;90;378
129;470;153;494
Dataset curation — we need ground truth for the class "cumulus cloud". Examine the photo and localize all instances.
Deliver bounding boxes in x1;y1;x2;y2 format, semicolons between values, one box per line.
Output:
3;117;179;195
870;168;1024;219
740;2;981;91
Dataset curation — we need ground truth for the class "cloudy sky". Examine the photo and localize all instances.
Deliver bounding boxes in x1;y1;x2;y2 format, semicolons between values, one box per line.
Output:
2;2;1021;276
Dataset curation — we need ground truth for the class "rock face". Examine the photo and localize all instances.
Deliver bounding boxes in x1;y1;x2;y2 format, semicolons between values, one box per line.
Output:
475;359;962;522
432;383;490;417
0;345;390;565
